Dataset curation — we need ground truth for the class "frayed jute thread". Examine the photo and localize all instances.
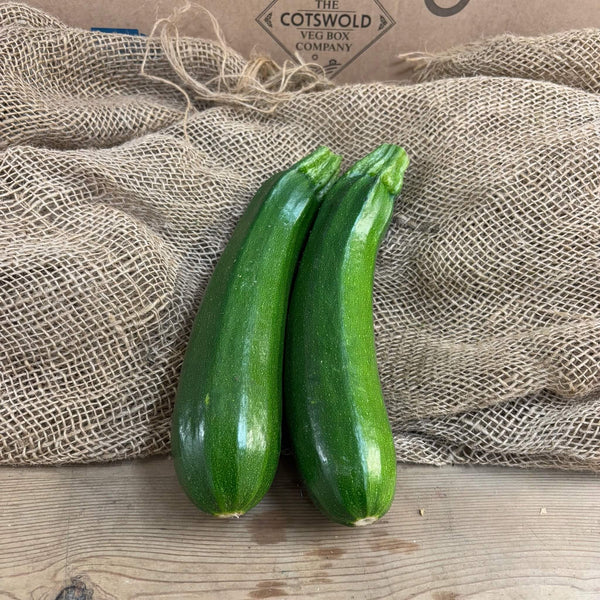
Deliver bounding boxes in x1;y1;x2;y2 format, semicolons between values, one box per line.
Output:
140;1;334;138
394;51;434;76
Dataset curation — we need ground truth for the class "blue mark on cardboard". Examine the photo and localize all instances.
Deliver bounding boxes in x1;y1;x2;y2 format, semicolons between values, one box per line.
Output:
91;27;145;36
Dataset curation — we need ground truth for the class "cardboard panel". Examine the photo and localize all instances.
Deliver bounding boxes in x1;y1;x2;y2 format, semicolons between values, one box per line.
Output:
14;0;600;82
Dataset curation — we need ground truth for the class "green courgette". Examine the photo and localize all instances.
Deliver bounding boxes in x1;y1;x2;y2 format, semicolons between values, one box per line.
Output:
284;144;409;526
172;147;342;517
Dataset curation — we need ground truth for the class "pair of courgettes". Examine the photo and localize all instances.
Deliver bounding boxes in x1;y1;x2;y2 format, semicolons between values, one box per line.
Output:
171;144;409;527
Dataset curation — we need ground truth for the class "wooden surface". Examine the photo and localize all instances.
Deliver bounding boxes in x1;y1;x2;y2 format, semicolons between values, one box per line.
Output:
1;456;599;600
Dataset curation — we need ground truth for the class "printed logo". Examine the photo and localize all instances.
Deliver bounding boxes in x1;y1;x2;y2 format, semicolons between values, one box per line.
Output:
424;0;470;17
256;0;396;78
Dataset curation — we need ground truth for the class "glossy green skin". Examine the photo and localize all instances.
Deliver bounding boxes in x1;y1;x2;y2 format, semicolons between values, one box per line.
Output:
284;144;409;527
172;147;341;517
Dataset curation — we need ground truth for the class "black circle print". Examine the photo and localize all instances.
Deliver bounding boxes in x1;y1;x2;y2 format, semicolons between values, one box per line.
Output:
425;0;470;17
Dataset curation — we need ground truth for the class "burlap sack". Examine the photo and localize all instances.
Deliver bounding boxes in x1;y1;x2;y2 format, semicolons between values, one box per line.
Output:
1;3;599;468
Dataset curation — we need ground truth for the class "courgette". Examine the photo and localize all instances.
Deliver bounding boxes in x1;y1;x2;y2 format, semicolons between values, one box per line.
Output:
172;147;342;517
284;144;409;526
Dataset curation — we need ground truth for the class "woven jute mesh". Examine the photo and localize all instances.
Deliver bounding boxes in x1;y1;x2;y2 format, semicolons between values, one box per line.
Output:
1;3;599;467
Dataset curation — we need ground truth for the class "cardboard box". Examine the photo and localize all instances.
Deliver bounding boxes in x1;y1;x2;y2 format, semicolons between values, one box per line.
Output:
15;0;600;82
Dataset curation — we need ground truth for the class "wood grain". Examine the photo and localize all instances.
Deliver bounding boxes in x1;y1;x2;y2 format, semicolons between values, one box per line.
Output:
1;456;599;599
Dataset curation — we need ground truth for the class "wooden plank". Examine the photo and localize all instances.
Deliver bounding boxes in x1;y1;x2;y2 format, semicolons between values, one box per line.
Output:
0;456;599;599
